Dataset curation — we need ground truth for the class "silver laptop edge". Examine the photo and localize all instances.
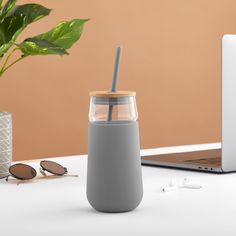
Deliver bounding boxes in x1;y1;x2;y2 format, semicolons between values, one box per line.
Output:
222;35;236;172
142;35;236;173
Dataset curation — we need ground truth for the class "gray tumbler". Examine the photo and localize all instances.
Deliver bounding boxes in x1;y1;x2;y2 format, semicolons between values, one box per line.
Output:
87;91;143;213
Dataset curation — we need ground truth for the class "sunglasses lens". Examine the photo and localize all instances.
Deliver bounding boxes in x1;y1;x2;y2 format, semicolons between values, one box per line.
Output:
9;164;37;180
40;161;66;175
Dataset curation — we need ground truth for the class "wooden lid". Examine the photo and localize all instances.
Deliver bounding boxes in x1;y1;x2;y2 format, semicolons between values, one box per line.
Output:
89;90;136;98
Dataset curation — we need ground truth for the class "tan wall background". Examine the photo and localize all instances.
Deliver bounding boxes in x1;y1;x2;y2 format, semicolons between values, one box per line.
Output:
0;0;235;161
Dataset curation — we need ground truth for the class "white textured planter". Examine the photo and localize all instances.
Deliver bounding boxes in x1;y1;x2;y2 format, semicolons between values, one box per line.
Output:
0;112;12;178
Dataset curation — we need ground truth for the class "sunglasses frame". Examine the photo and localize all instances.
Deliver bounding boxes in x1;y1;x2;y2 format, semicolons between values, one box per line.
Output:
7;163;37;181
40;160;68;176
6;160;68;181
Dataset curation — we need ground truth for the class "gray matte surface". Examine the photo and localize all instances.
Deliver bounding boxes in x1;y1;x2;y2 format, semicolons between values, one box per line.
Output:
87;121;143;212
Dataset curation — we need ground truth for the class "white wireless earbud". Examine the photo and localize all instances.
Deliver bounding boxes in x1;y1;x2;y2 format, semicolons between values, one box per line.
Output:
162;179;178;192
182;178;202;189
162;178;202;192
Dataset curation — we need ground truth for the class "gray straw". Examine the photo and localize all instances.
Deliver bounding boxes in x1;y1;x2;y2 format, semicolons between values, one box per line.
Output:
107;46;122;122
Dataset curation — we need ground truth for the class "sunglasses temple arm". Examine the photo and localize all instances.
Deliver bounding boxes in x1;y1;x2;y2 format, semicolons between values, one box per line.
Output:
5;174;21;184
5;174;11;181
63;167;78;177
64;167;68;174
62;174;79;177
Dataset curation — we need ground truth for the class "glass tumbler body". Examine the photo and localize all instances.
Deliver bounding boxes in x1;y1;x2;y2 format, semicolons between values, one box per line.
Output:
87;91;143;212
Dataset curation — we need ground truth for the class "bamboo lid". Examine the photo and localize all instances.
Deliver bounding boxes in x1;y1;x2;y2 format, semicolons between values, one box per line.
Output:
89;90;136;98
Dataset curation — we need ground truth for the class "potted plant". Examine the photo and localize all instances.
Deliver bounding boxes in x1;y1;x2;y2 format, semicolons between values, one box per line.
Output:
0;0;88;177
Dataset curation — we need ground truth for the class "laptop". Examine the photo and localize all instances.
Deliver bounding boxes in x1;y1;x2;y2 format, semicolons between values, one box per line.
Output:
141;35;236;173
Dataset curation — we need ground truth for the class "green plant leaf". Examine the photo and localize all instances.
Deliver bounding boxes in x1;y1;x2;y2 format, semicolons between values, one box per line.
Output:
9;3;51;25
0;0;17;22
18;18;88;57
19;38;68;56
36;18;89;49
0;15;25;56
0;3;51;56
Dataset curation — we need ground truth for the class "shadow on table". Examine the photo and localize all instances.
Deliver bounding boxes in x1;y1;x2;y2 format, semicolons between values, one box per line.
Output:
49;205;145;219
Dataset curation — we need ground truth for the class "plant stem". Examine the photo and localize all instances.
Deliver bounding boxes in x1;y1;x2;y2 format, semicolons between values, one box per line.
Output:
0;56;28;77
0;48;22;76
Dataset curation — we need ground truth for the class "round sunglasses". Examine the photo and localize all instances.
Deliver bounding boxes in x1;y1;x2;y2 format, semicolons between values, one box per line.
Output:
6;160;72;181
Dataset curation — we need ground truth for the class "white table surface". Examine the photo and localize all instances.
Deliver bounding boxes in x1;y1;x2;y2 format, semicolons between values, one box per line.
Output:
1;143;236;236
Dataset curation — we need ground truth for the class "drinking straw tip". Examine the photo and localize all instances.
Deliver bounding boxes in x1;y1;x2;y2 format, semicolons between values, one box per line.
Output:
111;47;122;92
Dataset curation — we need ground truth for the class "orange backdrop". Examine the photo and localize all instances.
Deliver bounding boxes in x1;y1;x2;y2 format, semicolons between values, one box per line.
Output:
1;0;235;161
